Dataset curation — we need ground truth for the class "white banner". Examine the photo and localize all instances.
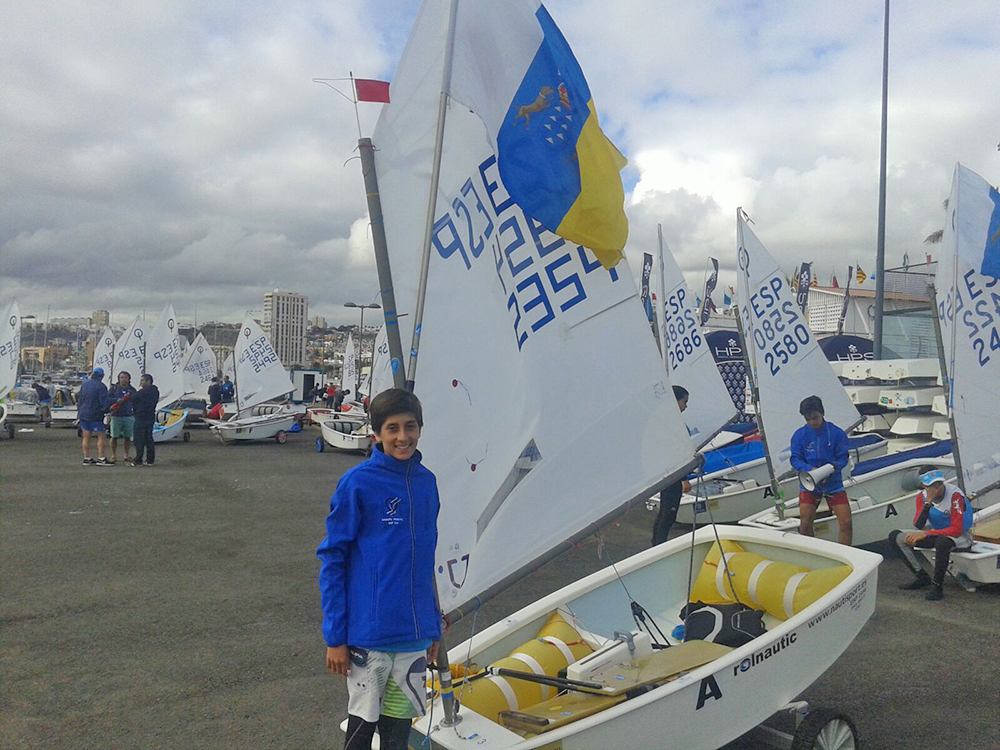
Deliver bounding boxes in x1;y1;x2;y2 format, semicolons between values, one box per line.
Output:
182;333;218;399
373;0;696;612
340;333;358;397
145;303;185;408
112;316;147;385
234;314;293;412
935;164;1000;497
656;234;737;447
1;300;21;398
736;213;860;476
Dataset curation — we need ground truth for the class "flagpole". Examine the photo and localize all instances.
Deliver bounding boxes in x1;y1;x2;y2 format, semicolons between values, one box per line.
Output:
405;0;459;393
873;0;890;359
348;71;363;141
656;225;670;373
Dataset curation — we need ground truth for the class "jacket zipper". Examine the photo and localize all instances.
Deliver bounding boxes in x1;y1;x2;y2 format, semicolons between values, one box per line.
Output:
405;462;421;639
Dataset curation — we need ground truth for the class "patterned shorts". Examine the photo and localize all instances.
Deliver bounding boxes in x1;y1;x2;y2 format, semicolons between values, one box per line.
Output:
346;647;427;723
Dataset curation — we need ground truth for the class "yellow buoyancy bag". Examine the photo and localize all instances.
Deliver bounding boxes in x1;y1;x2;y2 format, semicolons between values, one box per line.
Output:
690;540;852;621
457;612;593;723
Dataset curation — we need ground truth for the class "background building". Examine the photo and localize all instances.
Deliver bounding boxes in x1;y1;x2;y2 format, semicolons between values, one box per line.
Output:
262;290;308;367
91;310;110;327
309;315;326;330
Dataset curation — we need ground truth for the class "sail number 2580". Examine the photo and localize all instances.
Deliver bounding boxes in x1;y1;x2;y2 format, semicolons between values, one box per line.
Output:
743;275;812;378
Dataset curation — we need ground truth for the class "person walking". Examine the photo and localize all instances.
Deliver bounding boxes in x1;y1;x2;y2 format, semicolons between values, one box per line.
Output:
131;374;160;467
33;378;52;425
325;383;337;409
77;368;111;466
107;371;137;465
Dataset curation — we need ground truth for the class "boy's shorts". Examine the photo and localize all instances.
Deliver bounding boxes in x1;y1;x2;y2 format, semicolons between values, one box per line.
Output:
79;420;106;433
109;416;135;439
346;647;427;723
799;490;849;507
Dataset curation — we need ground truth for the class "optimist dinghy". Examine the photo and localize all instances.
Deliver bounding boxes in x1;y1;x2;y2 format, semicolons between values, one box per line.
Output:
317;416;371;454
207;314;296;444
0;299;20;439
145;304;191;444
153;409;190;443
355;2;880;746
49;386;78;427
6;386;41;423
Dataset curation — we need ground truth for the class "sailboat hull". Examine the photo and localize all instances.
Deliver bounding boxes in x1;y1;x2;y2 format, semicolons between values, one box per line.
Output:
410;526;879;750
210;413;296;443
319;417;371;453
739;456;957;546
152;410;188;443
50;406;79;427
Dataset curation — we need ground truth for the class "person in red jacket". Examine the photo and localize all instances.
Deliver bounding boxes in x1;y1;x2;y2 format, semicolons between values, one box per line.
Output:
889;469;974;601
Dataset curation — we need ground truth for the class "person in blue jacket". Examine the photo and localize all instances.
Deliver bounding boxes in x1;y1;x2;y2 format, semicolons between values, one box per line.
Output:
790;395;852;545
317;388;440;750
77;368;111;466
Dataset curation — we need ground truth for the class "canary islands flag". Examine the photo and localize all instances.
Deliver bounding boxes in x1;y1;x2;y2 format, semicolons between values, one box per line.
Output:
446;1;628;268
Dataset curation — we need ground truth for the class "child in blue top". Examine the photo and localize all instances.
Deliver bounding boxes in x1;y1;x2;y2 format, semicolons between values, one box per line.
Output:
317;388;441;750
790;395;852;545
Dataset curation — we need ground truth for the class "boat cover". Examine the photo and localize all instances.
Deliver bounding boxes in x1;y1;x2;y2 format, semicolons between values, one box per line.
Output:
698;434;883;477
851;440;952;477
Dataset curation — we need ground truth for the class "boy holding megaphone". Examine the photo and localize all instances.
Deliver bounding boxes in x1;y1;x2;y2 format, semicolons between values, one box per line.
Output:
790;395;852;545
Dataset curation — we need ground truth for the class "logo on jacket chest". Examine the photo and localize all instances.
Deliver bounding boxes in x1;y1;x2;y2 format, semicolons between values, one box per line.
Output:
382;496;404;526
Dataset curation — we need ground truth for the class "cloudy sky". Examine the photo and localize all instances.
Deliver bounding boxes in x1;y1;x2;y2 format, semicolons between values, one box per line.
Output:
2;0;997;326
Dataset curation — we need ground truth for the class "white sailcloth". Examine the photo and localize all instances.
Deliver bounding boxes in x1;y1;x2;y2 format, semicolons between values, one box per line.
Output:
736;212;860;476
233;314;293;412
935;164;1000;497
1;300;21;398
369;325;395;398
222;351;235;385
92;326;116;374
340;333;358;397
656;230;738;447
112;316;147;384
182;333;218;399
372;0;697;613
145;303;184;408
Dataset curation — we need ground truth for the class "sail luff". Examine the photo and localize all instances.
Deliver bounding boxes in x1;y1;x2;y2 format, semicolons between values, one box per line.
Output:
1;300;21;399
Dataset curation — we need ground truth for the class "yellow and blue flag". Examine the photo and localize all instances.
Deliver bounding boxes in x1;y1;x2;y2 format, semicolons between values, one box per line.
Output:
495;5;627;268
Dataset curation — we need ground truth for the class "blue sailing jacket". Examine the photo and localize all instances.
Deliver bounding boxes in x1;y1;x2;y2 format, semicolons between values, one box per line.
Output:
317;445;441;649
790;420;850;494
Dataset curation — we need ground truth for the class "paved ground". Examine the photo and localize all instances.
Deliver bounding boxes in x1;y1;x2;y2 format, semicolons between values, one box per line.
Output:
1;424;998;749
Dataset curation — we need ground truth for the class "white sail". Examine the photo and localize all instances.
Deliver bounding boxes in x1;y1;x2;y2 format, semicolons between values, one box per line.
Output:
369;325;395;399
92;326;116;374
222;351;235;384
1;300;21;399
182;333;218;399
340;333;358;397
112;315;147;384
145;303;185;409
233;314;293;412
372;2;697;614
656;230;738;447
935;164;1000;497
736;212;860;476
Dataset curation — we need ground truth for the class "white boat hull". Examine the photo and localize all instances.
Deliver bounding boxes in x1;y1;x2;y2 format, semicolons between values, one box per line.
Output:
410;526;881;750
739;457;957;546
5;402;40;422
153;410;189;443
50;407;78;427
211;413;296;443
920;495;1000;586
319;417;371;453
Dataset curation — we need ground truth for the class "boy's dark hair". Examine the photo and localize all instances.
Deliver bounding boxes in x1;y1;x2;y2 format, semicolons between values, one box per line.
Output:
672;385;690;402
142;374;154;385
799;395;824;416
370;388;423;433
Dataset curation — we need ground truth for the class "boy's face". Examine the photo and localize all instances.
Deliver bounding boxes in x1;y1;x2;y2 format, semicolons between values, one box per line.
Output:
677;397;689;413
803;411;825;430
374;412;421;461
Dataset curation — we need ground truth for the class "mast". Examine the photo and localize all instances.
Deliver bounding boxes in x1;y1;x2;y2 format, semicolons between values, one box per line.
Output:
405;0;459;392
233;327;242;419
656;225;670;373
873;0;890;358
358;137;406;389
928;282;965;494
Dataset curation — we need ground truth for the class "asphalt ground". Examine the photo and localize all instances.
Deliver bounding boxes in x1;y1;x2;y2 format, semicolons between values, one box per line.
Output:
1;423;997;749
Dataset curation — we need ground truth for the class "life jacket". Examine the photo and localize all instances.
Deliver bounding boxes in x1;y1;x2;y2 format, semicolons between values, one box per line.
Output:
921;482;974;548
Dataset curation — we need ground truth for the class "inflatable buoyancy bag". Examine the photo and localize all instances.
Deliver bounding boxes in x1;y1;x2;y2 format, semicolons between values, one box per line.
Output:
680;601;766;648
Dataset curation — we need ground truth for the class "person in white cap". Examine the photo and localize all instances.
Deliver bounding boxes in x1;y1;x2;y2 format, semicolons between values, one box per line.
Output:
888;468;974;601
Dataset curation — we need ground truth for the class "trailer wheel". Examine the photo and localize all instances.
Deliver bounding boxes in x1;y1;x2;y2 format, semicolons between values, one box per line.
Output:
316;437;325;453
275;430;287;444
791;709;859;750
183;431;191;443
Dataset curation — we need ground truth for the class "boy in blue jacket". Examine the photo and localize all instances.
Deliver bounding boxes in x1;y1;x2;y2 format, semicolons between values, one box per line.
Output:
790;395;852;545
317;388;440;750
